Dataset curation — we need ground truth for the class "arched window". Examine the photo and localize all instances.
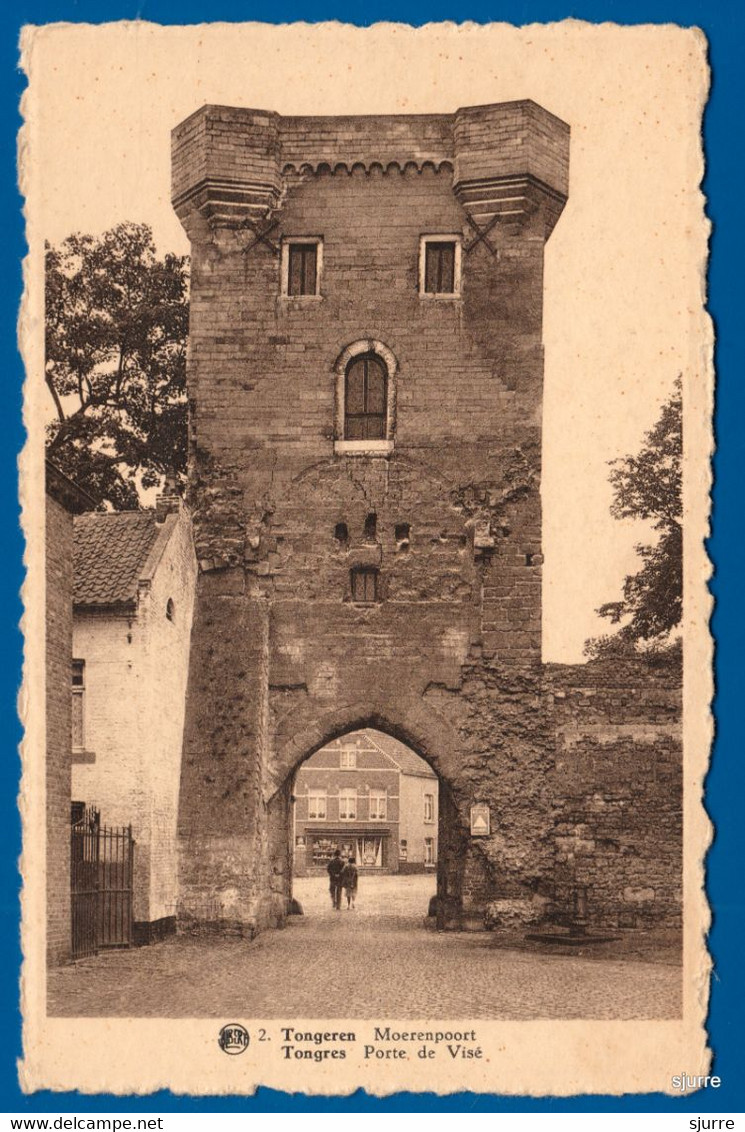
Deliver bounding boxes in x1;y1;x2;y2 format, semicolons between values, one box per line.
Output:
344;354;387;440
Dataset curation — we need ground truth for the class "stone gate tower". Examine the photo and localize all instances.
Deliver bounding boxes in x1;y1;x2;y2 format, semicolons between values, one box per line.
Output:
172;101;570;933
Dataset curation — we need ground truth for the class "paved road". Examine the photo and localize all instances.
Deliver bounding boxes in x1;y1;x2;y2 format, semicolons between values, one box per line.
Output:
48;876;681;1019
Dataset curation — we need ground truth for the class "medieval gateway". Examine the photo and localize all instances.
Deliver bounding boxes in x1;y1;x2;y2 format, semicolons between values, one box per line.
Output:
167;100;682;939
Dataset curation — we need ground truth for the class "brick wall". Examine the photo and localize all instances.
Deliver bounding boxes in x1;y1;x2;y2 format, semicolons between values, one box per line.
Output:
46;493;73;965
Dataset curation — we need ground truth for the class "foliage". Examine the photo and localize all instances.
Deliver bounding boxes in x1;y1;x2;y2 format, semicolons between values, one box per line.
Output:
584;380;682;660
45;223;189;510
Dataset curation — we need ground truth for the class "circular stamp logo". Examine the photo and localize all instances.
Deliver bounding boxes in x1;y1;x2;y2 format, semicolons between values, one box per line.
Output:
218;1023;250;1055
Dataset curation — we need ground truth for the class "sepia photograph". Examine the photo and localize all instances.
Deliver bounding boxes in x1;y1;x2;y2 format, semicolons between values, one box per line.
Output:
20;18;711;1096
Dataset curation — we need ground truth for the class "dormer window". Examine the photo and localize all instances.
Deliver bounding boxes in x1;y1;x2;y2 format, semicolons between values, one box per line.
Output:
419;235;462;296
281;238;322;297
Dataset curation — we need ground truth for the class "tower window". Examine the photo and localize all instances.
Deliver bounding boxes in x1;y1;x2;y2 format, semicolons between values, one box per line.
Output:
282;238;322;297
419;236;462;296
334;522;349;545
364;513;377;541
395;522;411;551
350;566;379;604
344;355;387;440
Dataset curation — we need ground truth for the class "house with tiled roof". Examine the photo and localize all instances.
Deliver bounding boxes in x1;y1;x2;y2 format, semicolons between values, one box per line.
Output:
71;486;196;944
293;729;438;876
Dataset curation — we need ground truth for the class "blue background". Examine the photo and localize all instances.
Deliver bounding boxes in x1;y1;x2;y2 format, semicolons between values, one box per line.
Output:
2;0;742;1114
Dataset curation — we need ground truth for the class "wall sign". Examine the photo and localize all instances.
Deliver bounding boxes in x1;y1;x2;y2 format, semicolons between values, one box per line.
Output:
470;803;490;837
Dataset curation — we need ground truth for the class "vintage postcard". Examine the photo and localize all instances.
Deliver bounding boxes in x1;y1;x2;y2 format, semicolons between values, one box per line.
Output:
19;19;712;1096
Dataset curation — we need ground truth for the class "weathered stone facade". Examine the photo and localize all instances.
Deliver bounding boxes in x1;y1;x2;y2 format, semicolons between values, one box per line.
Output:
172;101;682;937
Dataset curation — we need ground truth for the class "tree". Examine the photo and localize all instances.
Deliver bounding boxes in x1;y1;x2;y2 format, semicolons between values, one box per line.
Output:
584;379;682;660
45;222;189;510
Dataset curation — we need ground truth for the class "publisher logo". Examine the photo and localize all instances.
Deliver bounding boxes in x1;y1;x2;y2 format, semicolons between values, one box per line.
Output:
218;1023;250;1055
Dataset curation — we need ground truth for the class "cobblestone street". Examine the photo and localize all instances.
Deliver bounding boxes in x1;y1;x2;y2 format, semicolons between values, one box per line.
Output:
48;876;681;1019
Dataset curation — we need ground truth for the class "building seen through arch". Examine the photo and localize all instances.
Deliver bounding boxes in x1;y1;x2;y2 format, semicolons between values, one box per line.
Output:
293;729;438;877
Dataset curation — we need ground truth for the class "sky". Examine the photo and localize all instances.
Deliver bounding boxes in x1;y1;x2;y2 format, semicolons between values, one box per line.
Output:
21;19;710;661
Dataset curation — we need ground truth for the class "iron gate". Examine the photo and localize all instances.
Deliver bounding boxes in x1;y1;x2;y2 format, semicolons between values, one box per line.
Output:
71;808;134;959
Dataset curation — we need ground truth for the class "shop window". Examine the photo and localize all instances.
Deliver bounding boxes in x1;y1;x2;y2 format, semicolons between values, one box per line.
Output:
311;836;338;867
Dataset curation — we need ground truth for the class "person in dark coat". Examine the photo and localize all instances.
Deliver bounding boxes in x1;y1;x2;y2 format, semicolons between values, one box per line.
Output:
327;849;344;910
341;856;358;910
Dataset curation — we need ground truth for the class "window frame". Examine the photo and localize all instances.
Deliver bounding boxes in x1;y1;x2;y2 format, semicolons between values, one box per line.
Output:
338;788;357;822
340;749;357;769
307;790;327;821
350;566;380;604
418;235;462;298
343;353;388;442
333;340;398;456
368;789;387;821
71;659;85;752
280;237;323;298
423;792;435;824
424;836;435;865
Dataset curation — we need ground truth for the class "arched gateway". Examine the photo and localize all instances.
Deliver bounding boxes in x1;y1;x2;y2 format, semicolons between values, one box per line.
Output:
172;100;571;936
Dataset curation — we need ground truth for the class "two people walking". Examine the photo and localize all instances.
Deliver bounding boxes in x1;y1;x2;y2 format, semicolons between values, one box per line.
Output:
327;849;358;910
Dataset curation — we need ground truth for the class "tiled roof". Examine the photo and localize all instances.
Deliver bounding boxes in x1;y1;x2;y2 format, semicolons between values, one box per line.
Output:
365;730;437;778
73;511;162;608
320;730;436;777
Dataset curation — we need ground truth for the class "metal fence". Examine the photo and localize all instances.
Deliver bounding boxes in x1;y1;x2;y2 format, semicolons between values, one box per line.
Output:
70;809;134;960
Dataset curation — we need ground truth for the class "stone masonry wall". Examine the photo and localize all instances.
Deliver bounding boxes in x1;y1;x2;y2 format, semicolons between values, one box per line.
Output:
172;102;608;934
546;658;683;931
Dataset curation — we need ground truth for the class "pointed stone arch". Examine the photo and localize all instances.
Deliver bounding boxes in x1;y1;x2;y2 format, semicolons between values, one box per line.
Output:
268;693;464;803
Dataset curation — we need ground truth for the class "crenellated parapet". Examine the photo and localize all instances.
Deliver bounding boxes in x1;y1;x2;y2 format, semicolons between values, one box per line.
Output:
172;100;569;239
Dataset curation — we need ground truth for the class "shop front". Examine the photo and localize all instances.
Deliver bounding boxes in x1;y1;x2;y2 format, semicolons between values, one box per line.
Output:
297;828;394;874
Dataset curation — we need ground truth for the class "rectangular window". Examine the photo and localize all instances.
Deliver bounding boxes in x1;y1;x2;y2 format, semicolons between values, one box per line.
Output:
311;836;337;866
339;789;357;821
351;566;379;603
423;793;435;823
425;241;455;293
420;236;461;296
369;790;387;821
307;790;327;820
340;750;357;768
283;239;322;296
71;659;85;750
424;837;435;865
